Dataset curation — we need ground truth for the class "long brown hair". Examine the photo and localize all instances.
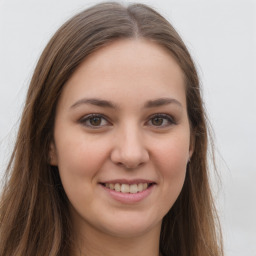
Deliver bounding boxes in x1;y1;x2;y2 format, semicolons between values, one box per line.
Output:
0;2;223;256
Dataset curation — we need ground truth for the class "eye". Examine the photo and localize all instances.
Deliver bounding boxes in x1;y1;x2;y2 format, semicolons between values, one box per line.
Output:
79;114;110;128
147;114;176;128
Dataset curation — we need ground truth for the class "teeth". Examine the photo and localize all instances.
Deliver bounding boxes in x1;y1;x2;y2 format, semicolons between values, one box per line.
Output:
121;184;129;193
105;183;150;193
114;183;121;192
129;184;138;194
138;183;143;192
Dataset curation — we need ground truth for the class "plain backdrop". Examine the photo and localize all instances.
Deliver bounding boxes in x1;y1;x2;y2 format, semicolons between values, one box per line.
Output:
0;0;255;255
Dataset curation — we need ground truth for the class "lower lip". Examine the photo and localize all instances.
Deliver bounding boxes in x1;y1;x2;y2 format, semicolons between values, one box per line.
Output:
101;185;154;203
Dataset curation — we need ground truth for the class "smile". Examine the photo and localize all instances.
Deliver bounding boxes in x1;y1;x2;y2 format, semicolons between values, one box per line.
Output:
102;183;152;193
99;179;156;203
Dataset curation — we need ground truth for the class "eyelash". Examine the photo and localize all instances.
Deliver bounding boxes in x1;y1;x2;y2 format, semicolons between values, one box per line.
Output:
79;113;176;129
147;113;176;128
79;114;110;128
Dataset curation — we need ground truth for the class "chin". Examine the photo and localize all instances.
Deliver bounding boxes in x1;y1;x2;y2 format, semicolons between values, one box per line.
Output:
96;212;162;238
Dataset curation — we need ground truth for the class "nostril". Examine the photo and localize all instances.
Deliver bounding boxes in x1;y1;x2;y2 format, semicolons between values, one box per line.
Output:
117;161;145;170
110;142;149;169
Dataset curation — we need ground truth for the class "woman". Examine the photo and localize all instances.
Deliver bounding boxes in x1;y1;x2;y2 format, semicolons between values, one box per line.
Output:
0;2;223;256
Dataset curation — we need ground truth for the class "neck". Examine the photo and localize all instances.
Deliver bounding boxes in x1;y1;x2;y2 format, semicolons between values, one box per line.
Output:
72;221;162;256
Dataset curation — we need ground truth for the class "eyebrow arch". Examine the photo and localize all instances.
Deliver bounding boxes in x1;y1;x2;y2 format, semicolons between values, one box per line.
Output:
70;98;118;109
70;97;182;110
144;98;183;108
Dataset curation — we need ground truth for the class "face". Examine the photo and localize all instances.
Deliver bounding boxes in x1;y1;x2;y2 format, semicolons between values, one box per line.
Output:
50;39;193;239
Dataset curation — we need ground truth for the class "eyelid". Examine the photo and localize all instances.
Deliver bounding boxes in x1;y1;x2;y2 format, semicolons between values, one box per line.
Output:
146;113;176;127
79;113;111;128
78;113;176;129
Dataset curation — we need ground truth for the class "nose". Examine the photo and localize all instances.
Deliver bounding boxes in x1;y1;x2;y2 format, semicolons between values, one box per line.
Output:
110;125;149;169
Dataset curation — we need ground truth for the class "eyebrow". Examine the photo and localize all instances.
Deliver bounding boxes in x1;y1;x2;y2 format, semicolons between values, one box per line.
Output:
144;98;183;108
70;98;118;109
70;97;182;110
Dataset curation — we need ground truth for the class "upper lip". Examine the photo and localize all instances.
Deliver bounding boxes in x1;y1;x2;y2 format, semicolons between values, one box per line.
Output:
99;179;156;185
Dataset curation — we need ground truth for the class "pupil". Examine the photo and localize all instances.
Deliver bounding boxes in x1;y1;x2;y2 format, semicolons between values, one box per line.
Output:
152;117;163;126
90;117;101;126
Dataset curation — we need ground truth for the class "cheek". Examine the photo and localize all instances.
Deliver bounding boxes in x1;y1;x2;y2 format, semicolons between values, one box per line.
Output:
55;130;109;179
55;133;111;207
154;132;190;173
153;134;189;206
158;144;187;190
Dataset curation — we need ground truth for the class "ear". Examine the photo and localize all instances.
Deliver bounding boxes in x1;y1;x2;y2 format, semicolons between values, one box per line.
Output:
49;141;58;166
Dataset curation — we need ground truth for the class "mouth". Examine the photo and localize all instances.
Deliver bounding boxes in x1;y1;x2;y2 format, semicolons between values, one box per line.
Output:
99;180;156;203
100;182;155;194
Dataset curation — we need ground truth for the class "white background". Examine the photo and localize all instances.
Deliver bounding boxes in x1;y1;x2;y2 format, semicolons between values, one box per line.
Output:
0;0;255;255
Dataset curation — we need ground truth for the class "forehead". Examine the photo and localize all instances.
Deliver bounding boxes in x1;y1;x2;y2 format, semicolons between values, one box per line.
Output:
58;39;186;110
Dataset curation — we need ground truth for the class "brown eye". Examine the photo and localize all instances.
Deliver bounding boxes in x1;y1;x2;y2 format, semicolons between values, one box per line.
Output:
80;114;109;128
89;116;102;126
151;117;164;126
147;114;176;128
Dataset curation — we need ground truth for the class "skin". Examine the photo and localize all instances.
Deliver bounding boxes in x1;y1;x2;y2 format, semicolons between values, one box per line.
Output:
50;39;193;256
